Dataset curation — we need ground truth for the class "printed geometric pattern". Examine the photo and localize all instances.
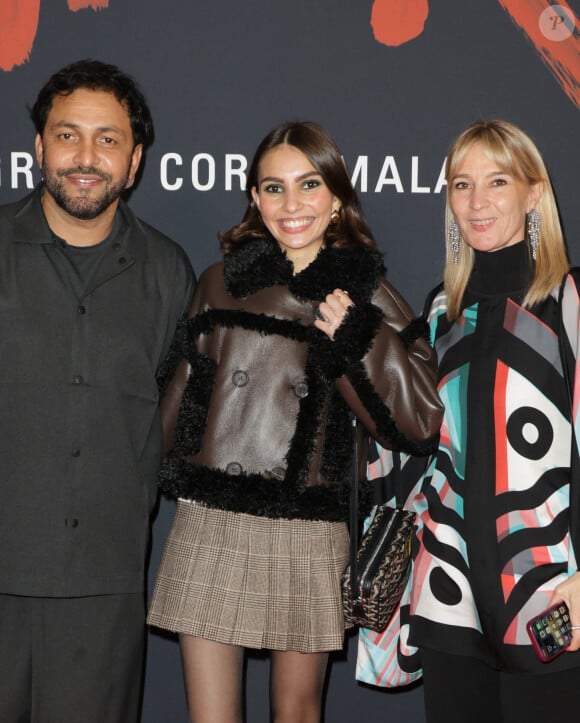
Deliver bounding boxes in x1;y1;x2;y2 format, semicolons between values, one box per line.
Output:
410;276;579;671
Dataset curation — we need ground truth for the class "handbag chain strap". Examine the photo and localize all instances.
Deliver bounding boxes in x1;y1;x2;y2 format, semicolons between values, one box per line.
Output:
349;413;360;603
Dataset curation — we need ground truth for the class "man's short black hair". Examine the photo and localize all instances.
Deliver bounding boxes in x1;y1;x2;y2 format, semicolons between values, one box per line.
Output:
31;59;154;148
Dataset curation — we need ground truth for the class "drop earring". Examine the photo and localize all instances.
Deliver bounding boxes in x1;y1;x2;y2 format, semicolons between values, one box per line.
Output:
527;208;540;260
448;219;462;264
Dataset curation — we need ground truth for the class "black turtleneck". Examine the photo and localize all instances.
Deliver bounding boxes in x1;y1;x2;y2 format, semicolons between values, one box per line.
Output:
464;240;533;305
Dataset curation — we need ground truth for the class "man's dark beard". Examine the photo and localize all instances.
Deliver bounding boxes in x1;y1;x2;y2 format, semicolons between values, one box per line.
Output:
42;164;129;220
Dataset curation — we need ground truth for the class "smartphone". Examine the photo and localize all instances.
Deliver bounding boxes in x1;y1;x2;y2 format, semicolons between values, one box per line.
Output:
526;601;572;662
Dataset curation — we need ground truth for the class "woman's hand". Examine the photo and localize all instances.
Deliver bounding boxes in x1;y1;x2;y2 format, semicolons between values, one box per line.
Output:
550;571;580;652
314;288;354;339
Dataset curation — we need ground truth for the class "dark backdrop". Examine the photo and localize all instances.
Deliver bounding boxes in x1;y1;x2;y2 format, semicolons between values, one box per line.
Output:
1;2;578;720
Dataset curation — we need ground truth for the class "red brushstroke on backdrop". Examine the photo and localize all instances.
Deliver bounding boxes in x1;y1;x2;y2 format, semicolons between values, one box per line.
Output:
497;0;579;109
1;0;578;112
68;0;109;10
371;0;429;46
0;0;41;71
0;0;109;72
371;0;579;110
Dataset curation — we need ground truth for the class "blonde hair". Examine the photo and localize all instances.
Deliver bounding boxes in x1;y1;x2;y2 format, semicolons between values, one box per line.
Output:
443;119;568;320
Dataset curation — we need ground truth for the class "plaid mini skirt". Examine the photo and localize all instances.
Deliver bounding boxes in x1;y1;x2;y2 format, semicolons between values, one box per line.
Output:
147;500;350;652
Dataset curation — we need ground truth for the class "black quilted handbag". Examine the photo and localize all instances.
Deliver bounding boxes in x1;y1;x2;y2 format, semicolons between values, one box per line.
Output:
342;420;416;632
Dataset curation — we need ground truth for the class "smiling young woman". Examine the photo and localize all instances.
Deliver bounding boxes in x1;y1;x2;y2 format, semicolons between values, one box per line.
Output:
147;120;443;723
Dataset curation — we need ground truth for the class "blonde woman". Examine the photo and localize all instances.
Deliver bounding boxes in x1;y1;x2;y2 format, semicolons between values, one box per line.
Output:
410;119;580;722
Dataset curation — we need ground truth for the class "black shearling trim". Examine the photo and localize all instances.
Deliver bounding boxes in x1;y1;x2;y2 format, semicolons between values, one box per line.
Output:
320;392;353;488
333;302;384;360
159;456;374;521
189;308;312;343
307;303;384;381
224;238;292;297
173;352;216;455
156;316;189;395
283;351;330;490
306;334;346;380
223;237;385;304
345;359;438;456
288;244;384;305
398;316;431;348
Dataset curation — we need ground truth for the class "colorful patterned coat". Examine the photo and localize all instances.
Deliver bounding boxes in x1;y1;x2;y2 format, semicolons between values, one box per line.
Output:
410;243;580;674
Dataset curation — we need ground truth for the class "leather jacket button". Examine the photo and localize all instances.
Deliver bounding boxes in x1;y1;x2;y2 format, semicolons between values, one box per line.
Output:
293;381;309;398
232;370;249;387
72;375;84;385
78;305;86;315
226;462;243;476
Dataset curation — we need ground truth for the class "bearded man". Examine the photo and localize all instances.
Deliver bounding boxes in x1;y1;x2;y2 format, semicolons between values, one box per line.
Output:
0;59;195;722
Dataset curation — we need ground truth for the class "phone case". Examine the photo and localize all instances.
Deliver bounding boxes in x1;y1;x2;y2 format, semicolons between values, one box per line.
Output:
526;601;572;662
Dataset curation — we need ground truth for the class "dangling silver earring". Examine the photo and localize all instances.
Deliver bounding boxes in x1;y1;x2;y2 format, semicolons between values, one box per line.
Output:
527;208;540;260
448;219;462;264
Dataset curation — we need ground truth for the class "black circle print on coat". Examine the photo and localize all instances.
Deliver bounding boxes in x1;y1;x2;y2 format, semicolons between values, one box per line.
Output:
430;566;462;606
506;406;553;461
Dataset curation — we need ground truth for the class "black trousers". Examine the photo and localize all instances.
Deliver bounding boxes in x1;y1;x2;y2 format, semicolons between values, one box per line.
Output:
0;592;145;723
421;647;580;723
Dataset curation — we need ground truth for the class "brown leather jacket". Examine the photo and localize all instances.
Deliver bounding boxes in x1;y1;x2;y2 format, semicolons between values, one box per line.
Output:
158;238;442;521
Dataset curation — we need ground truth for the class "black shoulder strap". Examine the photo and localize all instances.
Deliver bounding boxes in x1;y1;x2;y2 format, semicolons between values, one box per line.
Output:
349;413;360;593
